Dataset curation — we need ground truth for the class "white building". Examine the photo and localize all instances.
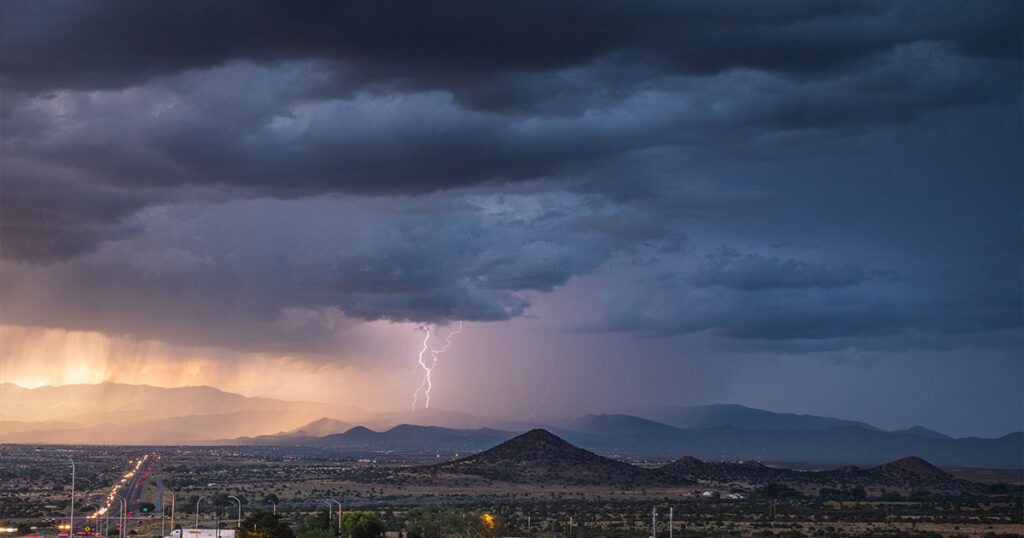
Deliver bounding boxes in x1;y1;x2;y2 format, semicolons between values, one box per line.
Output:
168;529;236;538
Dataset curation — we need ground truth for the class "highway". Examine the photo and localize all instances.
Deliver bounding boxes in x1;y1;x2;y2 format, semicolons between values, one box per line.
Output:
80;454;155;537
120;454;154;531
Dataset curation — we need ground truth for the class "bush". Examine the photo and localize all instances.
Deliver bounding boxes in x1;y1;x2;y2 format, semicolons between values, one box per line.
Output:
338;512;385;538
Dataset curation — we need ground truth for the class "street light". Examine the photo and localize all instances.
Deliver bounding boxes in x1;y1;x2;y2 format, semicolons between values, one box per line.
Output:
162;490;176;536
195;496;206;530
327;500;341;531
115;496;127;538
318;500;337;534
228;497;242;528
67;456;75;538
268;501;276;516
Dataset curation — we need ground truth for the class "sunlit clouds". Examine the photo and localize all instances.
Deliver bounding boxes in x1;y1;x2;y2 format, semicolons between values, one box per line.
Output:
0;325;419;410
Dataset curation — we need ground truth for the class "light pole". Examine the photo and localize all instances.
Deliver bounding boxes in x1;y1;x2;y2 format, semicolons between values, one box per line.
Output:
320;500;333;534
268;501;276;516
162;490;176;536
228;496;242;528
327;499;341;531
115;496;127;538
170;492;176;536
195;496;206;530
67;456;75;538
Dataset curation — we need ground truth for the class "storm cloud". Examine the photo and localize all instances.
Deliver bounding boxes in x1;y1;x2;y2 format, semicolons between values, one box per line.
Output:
0;0;1020;362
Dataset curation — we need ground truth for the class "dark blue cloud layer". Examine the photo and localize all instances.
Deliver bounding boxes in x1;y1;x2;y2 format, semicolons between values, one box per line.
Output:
0;1;1020;355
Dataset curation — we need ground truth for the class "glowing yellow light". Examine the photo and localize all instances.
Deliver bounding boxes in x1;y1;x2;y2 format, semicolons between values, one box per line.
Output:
480;514;495;530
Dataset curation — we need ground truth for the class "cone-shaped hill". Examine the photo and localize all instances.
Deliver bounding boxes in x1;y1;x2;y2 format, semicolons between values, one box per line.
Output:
855;456;969;489
433;428;675;487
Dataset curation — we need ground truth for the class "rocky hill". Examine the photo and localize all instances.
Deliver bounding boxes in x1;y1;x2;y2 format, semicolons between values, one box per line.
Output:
660;455;976;493
659;456;793;485
431;428;672;487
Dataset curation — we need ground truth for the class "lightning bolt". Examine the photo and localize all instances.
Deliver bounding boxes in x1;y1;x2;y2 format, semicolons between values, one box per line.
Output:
411;328;432;410
411;321;464;410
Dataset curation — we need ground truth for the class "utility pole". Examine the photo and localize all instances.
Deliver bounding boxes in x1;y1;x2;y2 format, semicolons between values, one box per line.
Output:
328;499;342;532
67;456;75;538
196;496;206;530
669;507;673;538
162;490;176;536
228;497;242;528
321;501;334;534
170;492;176;536
115;496;127;538
651;507;657;538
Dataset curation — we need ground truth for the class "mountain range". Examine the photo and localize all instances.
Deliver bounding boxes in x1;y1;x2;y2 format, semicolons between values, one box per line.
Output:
1;383;1020;468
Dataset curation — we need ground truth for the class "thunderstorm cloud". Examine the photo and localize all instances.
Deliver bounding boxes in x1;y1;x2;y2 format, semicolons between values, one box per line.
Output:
1;0;1020;365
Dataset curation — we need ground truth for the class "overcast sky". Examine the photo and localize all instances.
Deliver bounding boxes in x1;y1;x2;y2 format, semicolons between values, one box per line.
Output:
1;0;1021;437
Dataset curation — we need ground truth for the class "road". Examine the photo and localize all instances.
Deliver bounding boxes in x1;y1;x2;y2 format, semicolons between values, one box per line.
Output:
68;454;154;538
105;454;154;535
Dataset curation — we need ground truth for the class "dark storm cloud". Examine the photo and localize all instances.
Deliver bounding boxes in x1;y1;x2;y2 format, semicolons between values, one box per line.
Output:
0;0;1020;355
3;39;1016;209
591;262;1022;344
0;194;663;352
691;247;867;291
0;161;147;262
2;0;1019;95
2;0;1019;219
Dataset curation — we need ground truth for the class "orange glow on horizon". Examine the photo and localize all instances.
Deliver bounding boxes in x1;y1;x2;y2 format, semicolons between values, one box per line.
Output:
0;325;419;412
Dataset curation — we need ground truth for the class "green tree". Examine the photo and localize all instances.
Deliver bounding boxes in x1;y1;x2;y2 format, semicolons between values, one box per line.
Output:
294;529;332;538
405;506;462;538
295;509;333;538
338;512;385;538
753;483;802;500
238;510;294;538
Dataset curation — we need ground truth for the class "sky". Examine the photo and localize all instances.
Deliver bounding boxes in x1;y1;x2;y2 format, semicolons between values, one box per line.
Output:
1;1;1021;438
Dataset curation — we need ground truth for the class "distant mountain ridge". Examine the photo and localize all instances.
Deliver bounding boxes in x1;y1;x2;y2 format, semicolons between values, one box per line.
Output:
287;417;353;436
639;404;878;431
0;382;368;443
318;424;514;451
222;418;1022;468
2;383;1019;469
0;382;366;424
